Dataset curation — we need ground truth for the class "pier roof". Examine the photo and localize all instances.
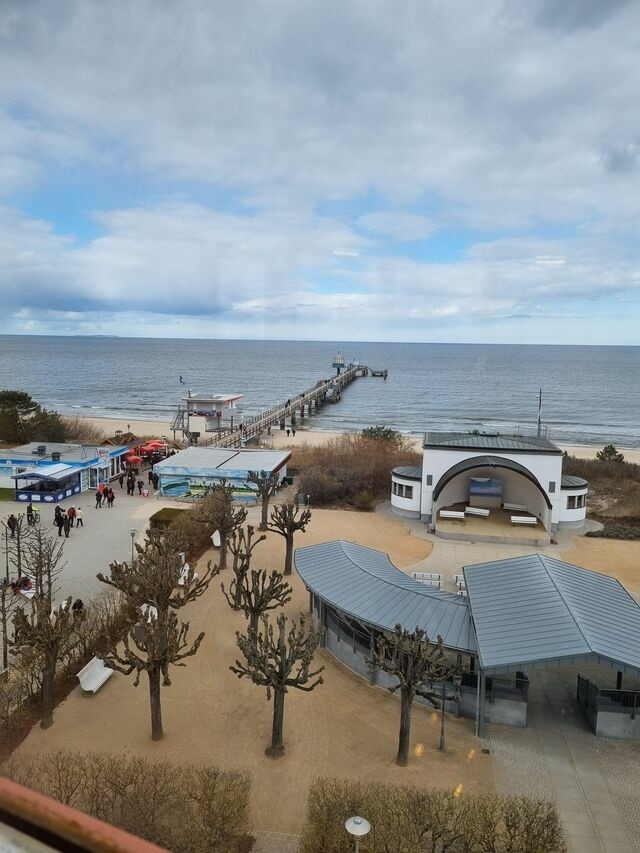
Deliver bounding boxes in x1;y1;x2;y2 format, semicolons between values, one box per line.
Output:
423;431;562;454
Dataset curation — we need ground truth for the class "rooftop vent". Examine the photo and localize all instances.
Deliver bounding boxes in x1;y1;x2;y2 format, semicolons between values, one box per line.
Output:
37;445;46;455
51;452;61;462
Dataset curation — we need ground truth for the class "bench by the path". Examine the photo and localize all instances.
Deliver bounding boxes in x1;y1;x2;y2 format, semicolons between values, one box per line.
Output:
77;656;113;694
511;515;538;526
439;510;465;521
411;571;442;582
503;502;528;512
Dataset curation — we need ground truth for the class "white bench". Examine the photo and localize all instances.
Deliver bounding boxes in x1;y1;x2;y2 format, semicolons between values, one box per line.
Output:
456;589;468;597
453;573;465;584
504;502;528;512
456;579;466;590
412;571;443;581
439;510;465;521
465;506;490;517
511;515;538;526
418;579;442;589
77;656;113;694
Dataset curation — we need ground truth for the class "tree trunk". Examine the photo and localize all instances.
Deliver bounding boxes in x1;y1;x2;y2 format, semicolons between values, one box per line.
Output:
233;567;245;609
219;536;228;571
266;686;285;757
41;650;56;729
148;664;164;741
396;687;413;766
260;498;269;531
284;535;293;575
1;587;8;671
249;610;259;634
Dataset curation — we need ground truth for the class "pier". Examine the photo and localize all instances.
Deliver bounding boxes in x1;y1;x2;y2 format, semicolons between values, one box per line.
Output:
171;356;384;448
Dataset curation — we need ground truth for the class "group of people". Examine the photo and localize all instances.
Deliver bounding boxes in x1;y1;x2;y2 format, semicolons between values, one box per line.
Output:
95;484;115;508
54;504;83;537
118;470;146;496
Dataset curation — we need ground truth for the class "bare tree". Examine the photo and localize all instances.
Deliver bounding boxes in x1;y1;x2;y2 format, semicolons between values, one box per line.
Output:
226;525;266;609
247;470;280;530
223;568;293;633
230;612;324;757
19;526;66;609
11;596;84;728
269;502;312;575
0;580;17;670
196;481;247;570
369;625;456;766
103;608;204;741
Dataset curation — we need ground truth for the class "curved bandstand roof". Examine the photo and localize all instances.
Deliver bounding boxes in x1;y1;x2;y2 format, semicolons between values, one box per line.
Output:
294;540;475;653
464;554;640;677
432;454;553;509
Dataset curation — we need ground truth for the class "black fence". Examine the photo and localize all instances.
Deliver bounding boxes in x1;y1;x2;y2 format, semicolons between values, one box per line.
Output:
462;670;529;702
577;673;640;718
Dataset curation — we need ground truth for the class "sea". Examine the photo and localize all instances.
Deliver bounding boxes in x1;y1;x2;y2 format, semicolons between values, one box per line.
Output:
1;336;639;448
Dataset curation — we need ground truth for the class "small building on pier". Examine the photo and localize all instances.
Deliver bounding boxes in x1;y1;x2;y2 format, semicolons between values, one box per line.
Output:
153;446;291;499
171;392;244;444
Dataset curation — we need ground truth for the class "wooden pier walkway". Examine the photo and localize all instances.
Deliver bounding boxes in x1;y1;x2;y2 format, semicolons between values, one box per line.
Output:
178;362;378;448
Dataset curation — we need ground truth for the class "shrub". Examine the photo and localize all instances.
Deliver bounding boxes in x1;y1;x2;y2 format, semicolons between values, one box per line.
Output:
354;490;375;511
149;507;187;530
586;525;640;540
596;444;625;463
301;777;566;853
3;750;252;853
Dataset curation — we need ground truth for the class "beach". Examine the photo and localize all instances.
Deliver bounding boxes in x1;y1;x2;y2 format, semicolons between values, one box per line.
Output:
83;414;640;464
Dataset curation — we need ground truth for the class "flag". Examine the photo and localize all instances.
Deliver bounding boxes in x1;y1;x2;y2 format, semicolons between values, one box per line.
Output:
179;375;185;385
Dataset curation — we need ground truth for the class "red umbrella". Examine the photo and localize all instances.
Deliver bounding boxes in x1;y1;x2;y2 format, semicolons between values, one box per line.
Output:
126;455;143;463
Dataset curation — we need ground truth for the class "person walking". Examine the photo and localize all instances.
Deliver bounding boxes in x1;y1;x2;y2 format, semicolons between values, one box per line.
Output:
75;507;83;528
137;478;144;495
67;506;76;527
152;472;159;490
7;514;17;537
95;490;103;509
148;470;154;485
118;473;125;490
107;488;115;508
63;515;71;538
56;513;65;537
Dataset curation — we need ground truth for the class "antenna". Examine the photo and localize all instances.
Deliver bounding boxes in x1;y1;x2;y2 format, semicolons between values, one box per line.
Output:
536;388;542;437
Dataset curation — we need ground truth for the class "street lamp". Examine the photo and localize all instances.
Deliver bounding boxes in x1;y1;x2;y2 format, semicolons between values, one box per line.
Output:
439;673;463;752
345;816;370;853
129;528;137;564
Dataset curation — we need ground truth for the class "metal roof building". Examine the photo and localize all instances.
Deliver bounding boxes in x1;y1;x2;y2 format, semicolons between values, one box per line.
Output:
423;432;563;454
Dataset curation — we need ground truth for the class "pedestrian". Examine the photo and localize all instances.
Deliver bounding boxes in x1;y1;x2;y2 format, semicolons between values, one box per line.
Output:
56;514;65;537
7;514;17;537
75;507;83;527
137;479;144;495
292;427;296;437
67;506;76;527
63;516;70;538
286;428;291;438
152;472;159;490
107;488;115;508
95;490;102;508
148;470;154;485
118;473;125;490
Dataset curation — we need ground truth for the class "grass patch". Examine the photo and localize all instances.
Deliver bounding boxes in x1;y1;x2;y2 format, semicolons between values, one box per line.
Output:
0;488;15;501
563;454;640;525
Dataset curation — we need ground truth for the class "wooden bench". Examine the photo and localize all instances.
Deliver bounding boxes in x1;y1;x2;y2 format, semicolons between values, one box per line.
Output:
511;515;538;526
439;510;465;521
77;656;113;694
412;571;443;582
465;506;490;517
504;502;528;512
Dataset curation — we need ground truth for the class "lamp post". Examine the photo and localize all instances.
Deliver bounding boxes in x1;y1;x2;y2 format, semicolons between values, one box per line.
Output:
345;815;370;853
439;673;463;752
3;524;8;582
129;528;137;564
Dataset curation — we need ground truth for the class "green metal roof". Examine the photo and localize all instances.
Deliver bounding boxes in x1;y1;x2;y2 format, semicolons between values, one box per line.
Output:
561;474;589;489
424;431;562;454
392;465;422;480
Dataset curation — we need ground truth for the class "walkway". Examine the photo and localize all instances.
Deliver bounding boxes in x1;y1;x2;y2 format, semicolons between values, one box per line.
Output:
489;667;640;852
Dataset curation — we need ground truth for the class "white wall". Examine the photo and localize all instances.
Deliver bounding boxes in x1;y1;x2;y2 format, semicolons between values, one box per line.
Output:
558;487;588;525
421;447;563;527
390;474;421;516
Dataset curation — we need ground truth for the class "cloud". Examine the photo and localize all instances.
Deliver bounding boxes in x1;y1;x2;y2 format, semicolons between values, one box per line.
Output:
356;212;436;242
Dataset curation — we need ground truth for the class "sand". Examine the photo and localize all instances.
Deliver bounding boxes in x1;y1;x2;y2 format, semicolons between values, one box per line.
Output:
79;415;640;462
16;509;496;836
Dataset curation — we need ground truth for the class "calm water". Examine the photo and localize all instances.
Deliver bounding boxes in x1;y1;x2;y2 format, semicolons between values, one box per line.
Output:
1;336;639;447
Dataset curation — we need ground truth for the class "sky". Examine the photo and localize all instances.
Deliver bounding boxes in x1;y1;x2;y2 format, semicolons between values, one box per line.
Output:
0;0;639;344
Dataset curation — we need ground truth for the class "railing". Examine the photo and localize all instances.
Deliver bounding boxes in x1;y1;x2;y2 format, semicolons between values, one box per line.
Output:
577;673;639;718
462;670;529;702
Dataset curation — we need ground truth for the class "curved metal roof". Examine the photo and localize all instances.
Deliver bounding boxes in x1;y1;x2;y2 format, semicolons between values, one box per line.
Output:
392;465;422;480
424;432;562;454
464;554;640;676
294;540;475;653
560;474;589;489
432;454;552;509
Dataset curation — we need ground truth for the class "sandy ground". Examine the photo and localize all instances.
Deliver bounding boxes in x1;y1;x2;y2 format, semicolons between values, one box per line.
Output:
15;509;496;836
83;414;640;463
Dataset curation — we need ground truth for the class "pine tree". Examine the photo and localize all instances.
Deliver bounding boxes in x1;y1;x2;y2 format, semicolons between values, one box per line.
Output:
269;502;312;575
247;470;280;530
230;613;324;757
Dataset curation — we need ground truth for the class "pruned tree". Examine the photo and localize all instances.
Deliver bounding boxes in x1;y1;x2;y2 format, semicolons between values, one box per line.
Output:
222;568;292;632
19;526;66;609
269;502;312;575
226;525;266;609
230;612;324;757
103;609;204;741
196;481;247;569
97;529;217;617
11;596;84;728
247;470;280;530
0;580;18;670
369;625;456;766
